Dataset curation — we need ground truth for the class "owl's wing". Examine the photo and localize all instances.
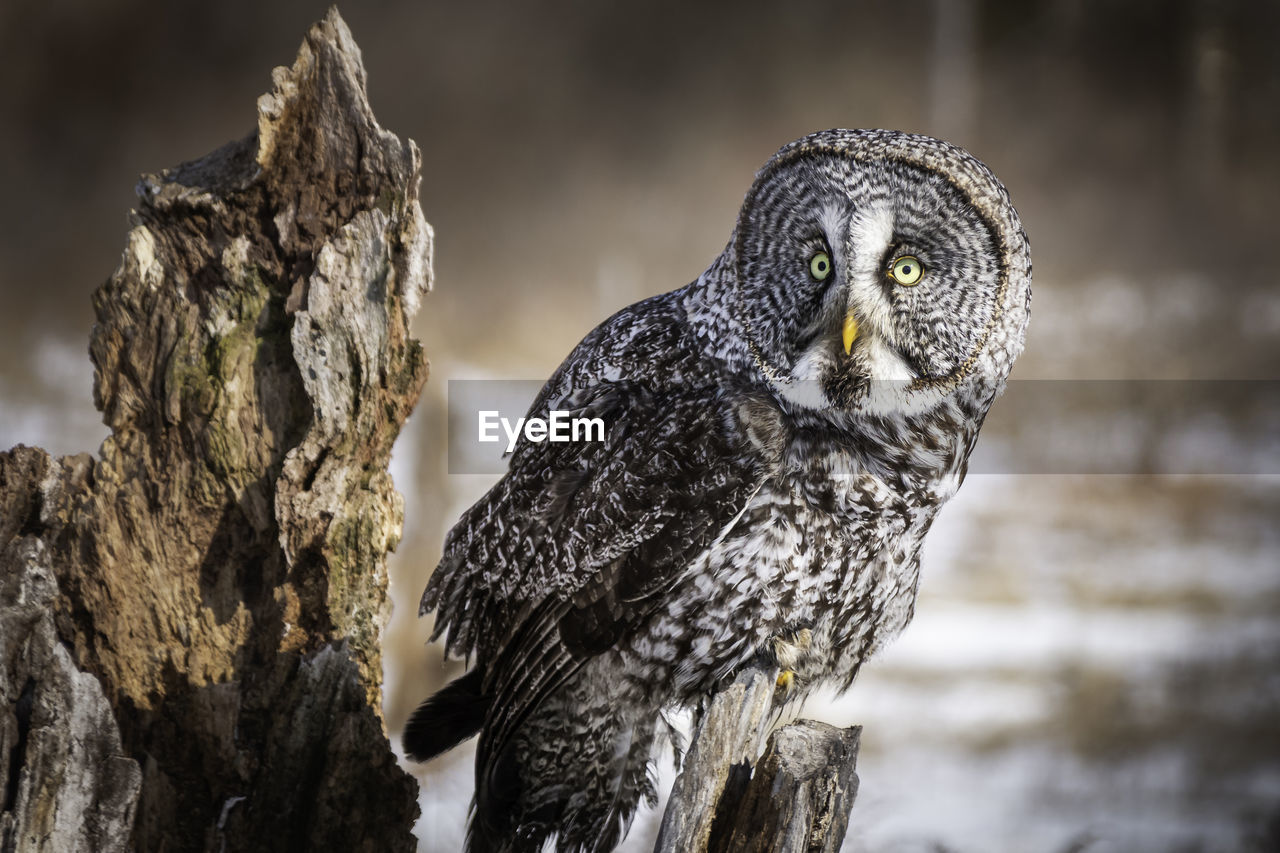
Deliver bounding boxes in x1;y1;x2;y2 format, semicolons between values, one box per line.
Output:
423;359;773;814
428;375;768;656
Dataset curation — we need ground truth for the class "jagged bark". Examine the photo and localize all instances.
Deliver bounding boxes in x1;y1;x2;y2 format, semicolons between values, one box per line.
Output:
0;9;428;852
654;667;861;853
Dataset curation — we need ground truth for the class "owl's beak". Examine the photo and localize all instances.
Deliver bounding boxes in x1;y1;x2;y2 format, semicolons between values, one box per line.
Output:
842;311;859;355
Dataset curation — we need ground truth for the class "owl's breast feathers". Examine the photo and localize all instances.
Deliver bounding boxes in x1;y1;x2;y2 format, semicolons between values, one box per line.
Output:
630;402;963;699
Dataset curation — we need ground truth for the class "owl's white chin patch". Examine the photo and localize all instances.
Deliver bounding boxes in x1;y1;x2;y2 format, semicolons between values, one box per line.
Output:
766;330;929;414
858;335;928;416
863;336;915;382
765;344;834;409
765;330;949;418
773;382;831;410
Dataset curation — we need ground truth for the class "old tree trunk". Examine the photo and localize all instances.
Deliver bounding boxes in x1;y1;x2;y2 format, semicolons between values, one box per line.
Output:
1;10;427;852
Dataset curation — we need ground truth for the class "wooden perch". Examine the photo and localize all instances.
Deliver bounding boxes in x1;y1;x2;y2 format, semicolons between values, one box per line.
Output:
1;9;428;852
655;667;861;853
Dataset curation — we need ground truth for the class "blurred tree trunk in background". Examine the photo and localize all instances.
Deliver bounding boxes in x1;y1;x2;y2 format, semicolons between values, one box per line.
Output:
1181;0;1229;210
930;0;979;146
0;10;429;851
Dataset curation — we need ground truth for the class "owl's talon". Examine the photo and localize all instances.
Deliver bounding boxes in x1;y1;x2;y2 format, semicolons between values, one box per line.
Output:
772;628;813;671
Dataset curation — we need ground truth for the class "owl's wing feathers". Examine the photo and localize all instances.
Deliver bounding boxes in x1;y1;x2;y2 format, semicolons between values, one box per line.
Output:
422;387;685;661
423;299;770;664
445;377;763;669
470;382;769;825
420;301;775;814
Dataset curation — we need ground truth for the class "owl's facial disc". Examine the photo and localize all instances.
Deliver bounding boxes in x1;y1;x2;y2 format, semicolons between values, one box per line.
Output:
733;150;1004;416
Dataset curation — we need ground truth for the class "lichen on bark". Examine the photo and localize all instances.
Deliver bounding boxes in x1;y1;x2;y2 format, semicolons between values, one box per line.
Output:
1;9;428;852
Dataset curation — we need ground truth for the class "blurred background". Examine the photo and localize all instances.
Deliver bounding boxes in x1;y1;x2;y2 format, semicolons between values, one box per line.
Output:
2;0;1278;850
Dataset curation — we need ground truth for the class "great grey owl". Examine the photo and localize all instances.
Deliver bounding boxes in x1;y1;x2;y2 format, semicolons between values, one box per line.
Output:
406;128;1031;852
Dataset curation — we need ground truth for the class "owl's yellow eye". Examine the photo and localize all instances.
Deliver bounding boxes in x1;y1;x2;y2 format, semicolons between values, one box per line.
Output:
888;255;924;286
809;251;832;281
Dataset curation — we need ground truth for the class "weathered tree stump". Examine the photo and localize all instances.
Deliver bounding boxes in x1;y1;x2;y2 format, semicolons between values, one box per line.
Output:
1;9;428;852
655;667;861;853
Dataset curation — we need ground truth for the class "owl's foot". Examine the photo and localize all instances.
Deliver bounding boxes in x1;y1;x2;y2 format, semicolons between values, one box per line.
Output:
771;628;813;699
772;627;812;670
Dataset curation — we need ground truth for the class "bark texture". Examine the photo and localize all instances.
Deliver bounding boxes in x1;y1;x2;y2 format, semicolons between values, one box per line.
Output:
0;9;428;852
655;667;861;853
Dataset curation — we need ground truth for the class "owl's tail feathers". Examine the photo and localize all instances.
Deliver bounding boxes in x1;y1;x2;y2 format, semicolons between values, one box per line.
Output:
467;698;660;853
403;668;489;762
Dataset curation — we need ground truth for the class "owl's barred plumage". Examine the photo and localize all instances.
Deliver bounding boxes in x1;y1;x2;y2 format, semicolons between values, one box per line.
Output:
409;129;1031;852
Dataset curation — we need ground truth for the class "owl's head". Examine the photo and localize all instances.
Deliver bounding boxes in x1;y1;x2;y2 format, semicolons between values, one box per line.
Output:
707;129;1031;418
